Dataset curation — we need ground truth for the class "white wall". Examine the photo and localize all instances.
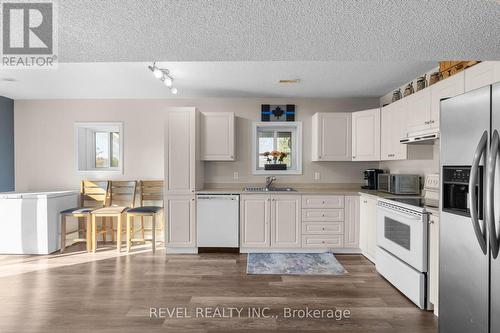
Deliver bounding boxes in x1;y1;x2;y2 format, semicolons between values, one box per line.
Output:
379;142;439;177
14;97;379;191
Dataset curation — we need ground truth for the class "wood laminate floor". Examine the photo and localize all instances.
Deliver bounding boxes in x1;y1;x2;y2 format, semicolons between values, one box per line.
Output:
0;245;437;333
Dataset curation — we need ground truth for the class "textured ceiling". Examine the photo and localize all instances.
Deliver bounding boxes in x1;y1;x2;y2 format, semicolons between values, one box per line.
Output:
0;61;436;99
57;0;500;62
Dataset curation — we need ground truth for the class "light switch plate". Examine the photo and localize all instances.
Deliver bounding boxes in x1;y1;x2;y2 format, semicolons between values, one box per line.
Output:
233;172;239;180
314;172;320;180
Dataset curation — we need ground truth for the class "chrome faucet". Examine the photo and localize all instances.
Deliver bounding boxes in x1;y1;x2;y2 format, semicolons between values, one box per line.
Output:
265;176;277;190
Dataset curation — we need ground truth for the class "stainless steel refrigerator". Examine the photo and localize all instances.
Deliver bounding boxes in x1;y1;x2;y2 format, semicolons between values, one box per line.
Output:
440;82;500;333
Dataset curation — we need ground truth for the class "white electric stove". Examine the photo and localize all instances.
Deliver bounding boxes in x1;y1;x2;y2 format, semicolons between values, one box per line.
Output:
376;174;439;310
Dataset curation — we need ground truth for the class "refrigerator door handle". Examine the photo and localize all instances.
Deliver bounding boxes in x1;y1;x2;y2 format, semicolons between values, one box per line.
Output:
487;130;500;258
470;130;488;254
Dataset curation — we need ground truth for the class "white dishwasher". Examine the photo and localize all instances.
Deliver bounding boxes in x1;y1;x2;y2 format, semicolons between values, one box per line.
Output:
196;194;239;248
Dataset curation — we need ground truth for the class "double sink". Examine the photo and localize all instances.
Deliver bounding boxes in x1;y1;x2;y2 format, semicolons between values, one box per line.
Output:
243;177;296;193
243;186;296;192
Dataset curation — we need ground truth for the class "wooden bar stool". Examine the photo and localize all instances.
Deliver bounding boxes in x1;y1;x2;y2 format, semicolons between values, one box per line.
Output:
91;181;137;253
126;180;164;253
60;181;109;253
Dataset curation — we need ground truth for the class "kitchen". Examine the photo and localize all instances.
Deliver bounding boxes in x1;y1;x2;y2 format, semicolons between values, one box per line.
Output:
0;2;499;331
1;60;499;332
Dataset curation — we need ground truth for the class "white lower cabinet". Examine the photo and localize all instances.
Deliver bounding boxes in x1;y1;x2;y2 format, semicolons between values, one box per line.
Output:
241;194;301;248
344;196;360;248
359;195;377;262
302;234;344;248
300;195;345;249
165;195;196;248
428;212;440;316
240;195;270;248
241;194;362;251
271;195;301;248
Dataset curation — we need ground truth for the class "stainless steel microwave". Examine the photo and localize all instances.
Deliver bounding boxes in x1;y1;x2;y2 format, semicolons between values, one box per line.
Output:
377;174;421;195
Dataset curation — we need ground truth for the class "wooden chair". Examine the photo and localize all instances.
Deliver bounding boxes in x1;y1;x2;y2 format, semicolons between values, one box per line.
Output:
125;180;164;253
91;181;137;253
60;181;109;253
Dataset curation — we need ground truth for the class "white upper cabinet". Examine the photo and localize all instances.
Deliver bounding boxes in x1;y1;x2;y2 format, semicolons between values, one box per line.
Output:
312;113;352;161
201;112;235;161
465;61;500;92
405;88;431;135
430;71;465;129
165;108;203;194
381;100;407;161
351;108;381;161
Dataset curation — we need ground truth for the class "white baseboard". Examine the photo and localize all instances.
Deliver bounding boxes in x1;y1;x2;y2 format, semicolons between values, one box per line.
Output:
240;248;362;254
362;251;376;263
164;247;362;255
165;247;198;254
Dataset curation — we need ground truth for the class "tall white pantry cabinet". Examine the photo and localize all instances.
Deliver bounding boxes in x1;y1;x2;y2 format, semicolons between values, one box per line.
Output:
164;108;204;253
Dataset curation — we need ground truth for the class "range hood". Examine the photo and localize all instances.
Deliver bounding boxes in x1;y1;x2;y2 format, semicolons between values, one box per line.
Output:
400;132;439;145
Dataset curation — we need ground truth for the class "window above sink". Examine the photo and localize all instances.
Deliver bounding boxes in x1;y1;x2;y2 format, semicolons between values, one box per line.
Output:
251;122;302;175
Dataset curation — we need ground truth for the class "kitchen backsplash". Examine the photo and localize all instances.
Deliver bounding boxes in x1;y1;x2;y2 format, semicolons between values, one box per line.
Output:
379;143;439;176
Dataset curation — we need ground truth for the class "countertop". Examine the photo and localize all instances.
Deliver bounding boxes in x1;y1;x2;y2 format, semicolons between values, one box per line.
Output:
0;191;78;199
196;184;421;199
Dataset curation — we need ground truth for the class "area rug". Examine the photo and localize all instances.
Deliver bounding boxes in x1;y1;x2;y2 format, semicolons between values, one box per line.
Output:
246;253;347;275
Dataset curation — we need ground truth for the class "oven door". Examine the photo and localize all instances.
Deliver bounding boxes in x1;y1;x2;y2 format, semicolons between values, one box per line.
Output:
377;203;427;272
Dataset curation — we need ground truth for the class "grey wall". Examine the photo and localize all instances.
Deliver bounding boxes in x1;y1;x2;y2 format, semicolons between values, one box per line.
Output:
14;98;380;191
0;96;14;192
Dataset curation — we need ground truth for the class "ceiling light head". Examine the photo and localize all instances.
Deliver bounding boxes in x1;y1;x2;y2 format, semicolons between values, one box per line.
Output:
171;87;178;95
153;68;163;79
164;76;173;87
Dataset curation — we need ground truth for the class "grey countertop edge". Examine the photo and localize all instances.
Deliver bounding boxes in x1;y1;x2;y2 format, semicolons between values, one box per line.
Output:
195;187;421;199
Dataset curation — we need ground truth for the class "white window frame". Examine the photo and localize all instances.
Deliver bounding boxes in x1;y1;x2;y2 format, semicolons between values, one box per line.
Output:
251;121;302;175
75;122;124;175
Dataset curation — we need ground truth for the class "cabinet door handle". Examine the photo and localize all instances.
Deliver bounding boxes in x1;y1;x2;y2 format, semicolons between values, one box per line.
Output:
322;227;325;231
230;155;234;159
352;156;356;159
318;156;322;159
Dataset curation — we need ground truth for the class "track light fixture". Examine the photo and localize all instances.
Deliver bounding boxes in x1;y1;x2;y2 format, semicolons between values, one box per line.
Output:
148;62;178;95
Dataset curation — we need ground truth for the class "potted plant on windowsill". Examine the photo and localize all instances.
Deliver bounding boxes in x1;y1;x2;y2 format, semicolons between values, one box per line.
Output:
262;150;288;170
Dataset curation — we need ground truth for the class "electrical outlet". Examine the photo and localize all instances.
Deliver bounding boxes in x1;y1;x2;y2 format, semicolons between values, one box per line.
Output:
314;172;320;180
233;172;239;180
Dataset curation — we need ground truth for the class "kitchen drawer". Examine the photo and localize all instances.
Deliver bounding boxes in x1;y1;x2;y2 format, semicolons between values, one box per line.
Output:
302;222;344;235
301;195;344;209
301;209;344;222
302;235;344;248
